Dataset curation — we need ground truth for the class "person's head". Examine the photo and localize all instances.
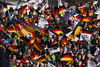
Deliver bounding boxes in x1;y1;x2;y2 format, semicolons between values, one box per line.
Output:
78;55;81;60
42;3;44;7
30;5;34;8
58;33;63;41
32;63;36;67
41;10;44;14
95;39;99;43
77;61;82;66
14;35;17;38
27;48;32;54
56;18;60;23
95;44;98;49
2;18;6;22
13;55;16;60
16;60;20;65
46;9;50;15
44;64;47;67
70;20;73;25
25;60;30;65
23;54;26;58
60;48;64;54
88;50;91;54
68;43;72;49
29;11;33;15
19;62;23;67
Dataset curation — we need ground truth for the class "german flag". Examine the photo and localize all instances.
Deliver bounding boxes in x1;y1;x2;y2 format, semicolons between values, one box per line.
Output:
78;5;86;12
51;40;58;48
75;15;83;21
0;21;4;31
50;28;63;35
31;52;40;59
33;42;44;52
68;16;75;21
60;53;73;61
4;5;8;9
81;11;86;17
88;23;94;28
19;37;30;44
6;28;16;33
8;46;17;51
59;36;67;46
92;1;95;7
29;37;35;45
74;26;81;36
12;19;37;37
39;28;49;36
31;31;42;42
59;6;66;14
28;17;32;22
81;29;93;35
88;9;93;16
18;5;27;13
67;33;74;41
82;17;91;22
52;39;57;45
33;55;46;63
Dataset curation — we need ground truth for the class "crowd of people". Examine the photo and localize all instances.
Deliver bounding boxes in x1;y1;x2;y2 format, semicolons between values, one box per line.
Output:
0;0;100;67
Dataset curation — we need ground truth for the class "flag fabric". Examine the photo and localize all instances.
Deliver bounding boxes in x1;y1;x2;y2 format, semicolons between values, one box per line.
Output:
82;17;91;22
38;18;49;28
59;36;67;46
74;26;81;35
19;37;30;44
87;57;97;67
6;28;16;33
59;6;67;14
78;5;86;12
31;31;42;42
60;53;73;61
66;31;74;41
88;9;93;16
33;42;44;52
81;29;93;35
81;11;86;17
18;5;27;14
86;56;89;64
52;39;57;46
59;0;63;6
33;55;46;63
92;1;95;7
50;28;63;35
80;33;91;42
31;52;40;59
29;37;35;45
97;14;100;20
4;5;8;9
39;29;49;36
0;21;4;31
88;23;94;28
8;46;17;51
48;47;60;54
12;19;37;37
75;15;83;21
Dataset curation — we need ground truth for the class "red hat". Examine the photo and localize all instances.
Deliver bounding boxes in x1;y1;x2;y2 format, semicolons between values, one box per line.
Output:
46;9;50;12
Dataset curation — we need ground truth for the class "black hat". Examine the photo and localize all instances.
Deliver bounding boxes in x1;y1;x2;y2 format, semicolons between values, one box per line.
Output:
58;33;63;36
